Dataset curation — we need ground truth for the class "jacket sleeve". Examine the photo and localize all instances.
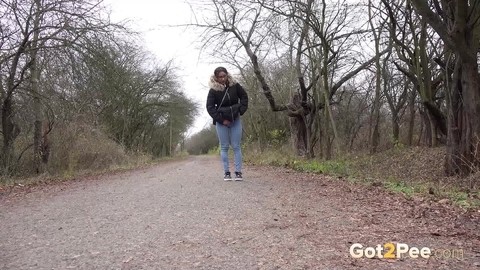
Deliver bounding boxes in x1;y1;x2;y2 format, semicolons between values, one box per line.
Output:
206;90;224;124
237;84;248;115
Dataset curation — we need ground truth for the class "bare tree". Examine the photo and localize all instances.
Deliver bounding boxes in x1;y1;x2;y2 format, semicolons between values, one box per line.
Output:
410;0;480;175
194;0;387;158
382;0;446;147
368;0;391;153
383;63;410;143
0;0;117;174
74;40;198;157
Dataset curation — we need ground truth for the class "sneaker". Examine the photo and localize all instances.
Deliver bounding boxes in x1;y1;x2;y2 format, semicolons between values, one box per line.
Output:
224;172;232;181
234;172;243;181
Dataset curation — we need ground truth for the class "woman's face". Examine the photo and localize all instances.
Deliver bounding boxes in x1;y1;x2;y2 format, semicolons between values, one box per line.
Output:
216;71;228;85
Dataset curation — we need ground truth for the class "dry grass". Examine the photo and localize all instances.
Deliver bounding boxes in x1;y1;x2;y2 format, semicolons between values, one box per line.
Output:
54;123;133;172
348;146;445;182
349;146;479;188
1;122;156;186
245;145;480;209
350;146;480;208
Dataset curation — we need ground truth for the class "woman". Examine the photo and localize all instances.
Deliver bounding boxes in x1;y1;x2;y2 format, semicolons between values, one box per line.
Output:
206;67;248;181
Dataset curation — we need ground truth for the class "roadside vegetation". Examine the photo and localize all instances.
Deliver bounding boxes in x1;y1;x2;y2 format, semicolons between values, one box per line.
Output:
186;127;479;209
245;145;480;209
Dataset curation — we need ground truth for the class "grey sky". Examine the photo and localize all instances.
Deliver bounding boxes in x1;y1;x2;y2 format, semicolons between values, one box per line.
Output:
104;0;216;135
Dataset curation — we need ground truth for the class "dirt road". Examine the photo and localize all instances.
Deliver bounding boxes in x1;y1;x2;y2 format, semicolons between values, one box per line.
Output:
1;156;479;269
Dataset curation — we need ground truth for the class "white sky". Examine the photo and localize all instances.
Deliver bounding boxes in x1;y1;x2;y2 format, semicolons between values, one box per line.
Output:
103;0;217;136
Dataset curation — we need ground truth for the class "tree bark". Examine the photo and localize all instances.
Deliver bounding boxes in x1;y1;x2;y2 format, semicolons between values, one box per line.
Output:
445;59;480;174
1;98;18;174
288;93;307;156
369;0;383;153
392;114;400;142
407;89;416;146
32;0;46;174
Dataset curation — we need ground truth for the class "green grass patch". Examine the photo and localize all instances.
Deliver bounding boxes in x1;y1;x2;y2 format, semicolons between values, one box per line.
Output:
291;159;349;176
384;180;417;198
207;146;220;155
443;190;480;208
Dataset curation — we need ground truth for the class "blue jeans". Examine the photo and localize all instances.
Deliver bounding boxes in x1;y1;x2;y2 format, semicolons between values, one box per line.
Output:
216;118;243;173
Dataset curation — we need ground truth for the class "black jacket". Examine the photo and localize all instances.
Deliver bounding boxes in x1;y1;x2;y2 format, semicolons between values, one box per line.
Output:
206;75;248;125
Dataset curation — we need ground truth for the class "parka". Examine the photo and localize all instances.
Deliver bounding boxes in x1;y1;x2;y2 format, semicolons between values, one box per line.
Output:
206;74;248;125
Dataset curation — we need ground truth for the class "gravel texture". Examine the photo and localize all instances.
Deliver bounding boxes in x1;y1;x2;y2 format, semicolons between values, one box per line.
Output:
1;155;479;269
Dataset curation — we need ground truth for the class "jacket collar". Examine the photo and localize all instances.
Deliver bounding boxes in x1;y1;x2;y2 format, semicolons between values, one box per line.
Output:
209;74;237;91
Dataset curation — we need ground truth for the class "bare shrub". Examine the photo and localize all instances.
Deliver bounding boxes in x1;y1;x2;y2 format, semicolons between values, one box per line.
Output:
48;121;128;175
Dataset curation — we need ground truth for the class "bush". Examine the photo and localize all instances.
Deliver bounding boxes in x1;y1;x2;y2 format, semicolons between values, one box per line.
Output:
48;122;129;175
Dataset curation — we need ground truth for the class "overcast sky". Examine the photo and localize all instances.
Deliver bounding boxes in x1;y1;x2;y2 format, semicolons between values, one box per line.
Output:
103;0;218;135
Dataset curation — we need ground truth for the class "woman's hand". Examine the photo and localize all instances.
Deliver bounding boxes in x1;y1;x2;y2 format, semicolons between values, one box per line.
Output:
222;120;231;126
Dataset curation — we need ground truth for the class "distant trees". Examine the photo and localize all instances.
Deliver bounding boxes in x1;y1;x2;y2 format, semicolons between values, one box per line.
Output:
185;126;217;155
76;41;197;157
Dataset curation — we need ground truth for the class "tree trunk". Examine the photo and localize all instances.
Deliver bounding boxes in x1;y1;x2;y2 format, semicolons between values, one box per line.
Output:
31;43;46;174
324;129;332;160
371;113;380;152
322;91;334;161
420;110;431;146
317;114;324;159
1;36;26;175
392;114;400;143
288;93;308;156
33;88;45;173
407;89;416;146
428;113;438;147
305;119;315;159
417;109;424;146
32;0;48;174
308;111;320;158
1;98;18;174
369;0;383;154
445;60;480;175
290;116;307;157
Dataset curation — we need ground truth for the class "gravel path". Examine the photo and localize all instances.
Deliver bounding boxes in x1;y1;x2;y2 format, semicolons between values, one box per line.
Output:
1;155;479;269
